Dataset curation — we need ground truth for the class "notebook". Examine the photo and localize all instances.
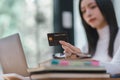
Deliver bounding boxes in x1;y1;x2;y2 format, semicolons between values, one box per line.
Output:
28;59;106;74
0;33;29;76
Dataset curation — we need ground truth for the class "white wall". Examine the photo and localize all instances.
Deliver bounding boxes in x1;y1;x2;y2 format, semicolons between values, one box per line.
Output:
113;0;120;27
74;0;87;49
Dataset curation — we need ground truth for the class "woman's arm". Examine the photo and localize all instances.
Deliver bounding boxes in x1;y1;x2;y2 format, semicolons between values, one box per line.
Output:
100;46;120;75
111;44;120;64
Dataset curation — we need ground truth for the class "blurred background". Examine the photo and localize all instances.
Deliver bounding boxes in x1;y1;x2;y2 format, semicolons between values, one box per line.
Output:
0;0;120;68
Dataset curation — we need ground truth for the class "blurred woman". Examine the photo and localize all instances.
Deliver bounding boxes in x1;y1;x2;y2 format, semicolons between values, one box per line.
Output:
59;0;120;76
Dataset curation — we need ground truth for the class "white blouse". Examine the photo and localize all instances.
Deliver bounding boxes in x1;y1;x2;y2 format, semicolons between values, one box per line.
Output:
92;26;111;62
81;25;120;74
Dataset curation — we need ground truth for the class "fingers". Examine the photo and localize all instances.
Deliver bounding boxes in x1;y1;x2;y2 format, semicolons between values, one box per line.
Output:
61;45;75;54
59;40;81;54
59;41;75;51
63;51;72;57
3;76;22;80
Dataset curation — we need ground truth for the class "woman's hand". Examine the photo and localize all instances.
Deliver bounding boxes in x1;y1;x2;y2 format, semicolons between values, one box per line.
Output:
4;76;22;80
59;40;82;57
2;73;28;80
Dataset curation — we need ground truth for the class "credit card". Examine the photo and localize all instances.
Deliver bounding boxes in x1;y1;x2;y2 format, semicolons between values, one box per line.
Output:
47;33;69;46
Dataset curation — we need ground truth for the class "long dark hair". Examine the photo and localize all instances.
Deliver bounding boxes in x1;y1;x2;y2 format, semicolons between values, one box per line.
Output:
79;0;118;57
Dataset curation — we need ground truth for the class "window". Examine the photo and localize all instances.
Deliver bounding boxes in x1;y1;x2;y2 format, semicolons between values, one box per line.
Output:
0;0;53;68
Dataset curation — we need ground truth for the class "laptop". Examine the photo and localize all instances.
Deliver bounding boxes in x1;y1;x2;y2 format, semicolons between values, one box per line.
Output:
0;33;29;77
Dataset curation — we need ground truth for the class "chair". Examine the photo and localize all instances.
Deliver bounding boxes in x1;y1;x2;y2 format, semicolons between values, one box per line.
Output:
0;33;29;77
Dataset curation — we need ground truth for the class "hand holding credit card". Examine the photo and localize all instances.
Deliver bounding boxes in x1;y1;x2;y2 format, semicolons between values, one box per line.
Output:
47;33;91;59
47;33;69;46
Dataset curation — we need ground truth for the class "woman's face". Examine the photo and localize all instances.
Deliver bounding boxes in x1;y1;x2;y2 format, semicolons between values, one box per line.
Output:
81;0;108;29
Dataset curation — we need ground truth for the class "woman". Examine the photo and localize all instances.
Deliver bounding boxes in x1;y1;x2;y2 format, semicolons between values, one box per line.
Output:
59;0;120;76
